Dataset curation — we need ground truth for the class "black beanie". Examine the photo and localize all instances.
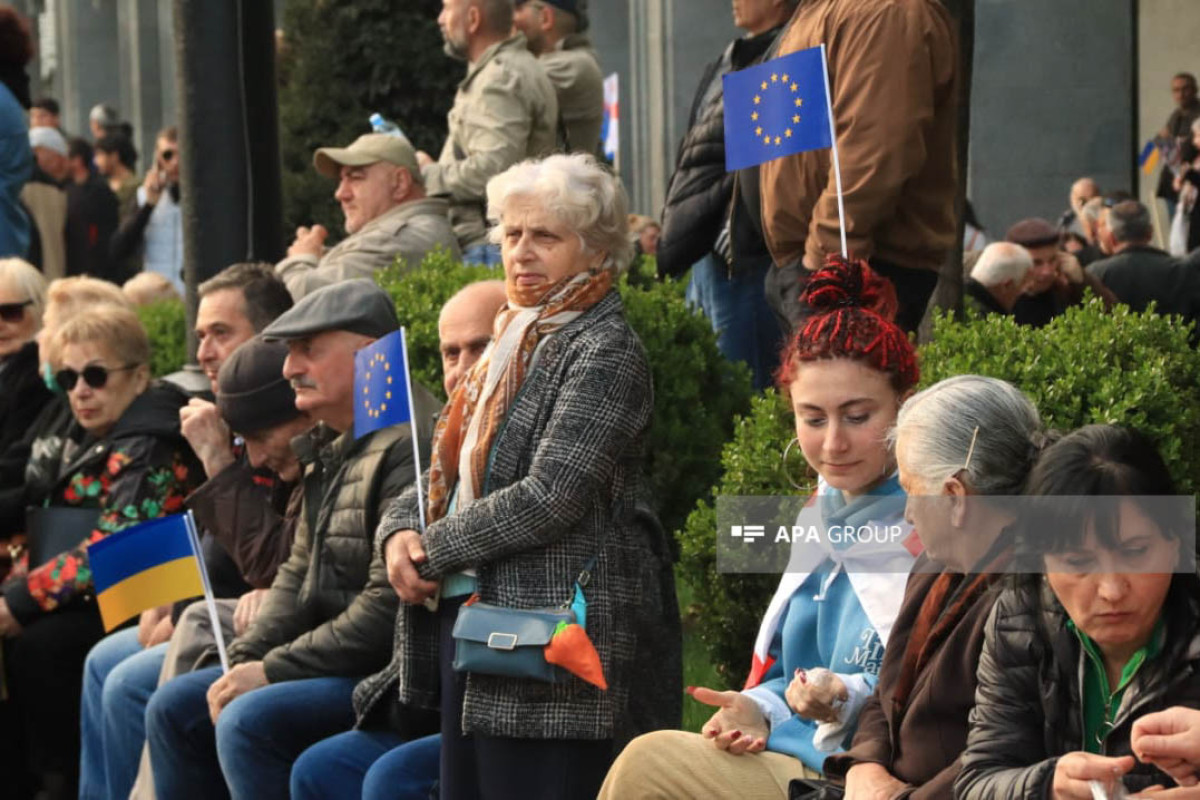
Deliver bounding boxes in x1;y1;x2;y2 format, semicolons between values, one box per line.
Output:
216;336;301;434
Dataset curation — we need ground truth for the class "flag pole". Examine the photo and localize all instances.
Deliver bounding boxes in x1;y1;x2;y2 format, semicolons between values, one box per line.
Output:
818;43;848;258
398;328;426;533
184;510;230;673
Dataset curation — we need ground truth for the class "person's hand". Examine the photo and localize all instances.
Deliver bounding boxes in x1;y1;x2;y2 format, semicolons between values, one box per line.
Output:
137;605;170;647
146;614;174;647
1058;252;1084;285
384;529;438;604
142;169;163;206
233;589;270;636
416;151;434;169
1133;787;1200;799
1133;707;1200;787
1052;752;1134;800
844;762;909;800
785;668;847;724
180;399;235;478
288;225;328;259
686;685;769;755
0;597;22;638
206;661;268;723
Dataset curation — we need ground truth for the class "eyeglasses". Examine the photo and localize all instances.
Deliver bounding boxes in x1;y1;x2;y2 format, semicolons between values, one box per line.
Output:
55;364;140;392
0;300;32;323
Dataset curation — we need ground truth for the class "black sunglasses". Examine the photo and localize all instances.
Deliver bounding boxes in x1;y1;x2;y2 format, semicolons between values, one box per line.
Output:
0;299;32;323
55;364;140;392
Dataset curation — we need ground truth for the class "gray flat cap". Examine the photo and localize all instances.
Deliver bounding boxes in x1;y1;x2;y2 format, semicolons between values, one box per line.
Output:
261;279;398;341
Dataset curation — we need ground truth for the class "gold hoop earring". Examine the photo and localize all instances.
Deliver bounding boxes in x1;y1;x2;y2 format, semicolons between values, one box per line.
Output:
781;437;810;491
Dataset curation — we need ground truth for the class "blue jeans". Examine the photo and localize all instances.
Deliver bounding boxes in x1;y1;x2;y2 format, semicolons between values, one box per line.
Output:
292;731;441;800
146;666;358;800
686;253;783;390
79;628;168;800
462;243;502;267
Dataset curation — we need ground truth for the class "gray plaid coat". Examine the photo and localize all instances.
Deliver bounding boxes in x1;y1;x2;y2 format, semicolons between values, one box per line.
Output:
353;290;681;741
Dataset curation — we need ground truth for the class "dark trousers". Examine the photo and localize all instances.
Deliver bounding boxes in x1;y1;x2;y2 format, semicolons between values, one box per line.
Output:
764;257;940;336
1;601;107;800
438;597;614;800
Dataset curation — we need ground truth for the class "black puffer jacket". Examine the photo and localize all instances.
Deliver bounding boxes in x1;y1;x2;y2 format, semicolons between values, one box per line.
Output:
955;574;1200;799
656;27;782;277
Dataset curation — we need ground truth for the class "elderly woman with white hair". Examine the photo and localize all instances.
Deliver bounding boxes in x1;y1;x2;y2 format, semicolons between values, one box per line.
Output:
293;154;678;800
824;375;1045;799
0;259;51;481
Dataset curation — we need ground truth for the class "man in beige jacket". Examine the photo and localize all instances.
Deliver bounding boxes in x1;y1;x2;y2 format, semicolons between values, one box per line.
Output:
417;0;558;265
513;0;604;156
276;134;460;300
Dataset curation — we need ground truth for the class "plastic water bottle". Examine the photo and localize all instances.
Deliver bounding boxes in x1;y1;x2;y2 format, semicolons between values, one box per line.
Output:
369;113;406;139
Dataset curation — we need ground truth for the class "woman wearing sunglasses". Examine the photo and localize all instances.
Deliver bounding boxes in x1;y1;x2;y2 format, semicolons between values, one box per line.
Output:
0;306;202;799
0;259;52;544
956;426;1200;800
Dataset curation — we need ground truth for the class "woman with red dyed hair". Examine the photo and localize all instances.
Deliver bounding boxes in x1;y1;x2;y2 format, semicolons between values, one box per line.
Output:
599;257;921;798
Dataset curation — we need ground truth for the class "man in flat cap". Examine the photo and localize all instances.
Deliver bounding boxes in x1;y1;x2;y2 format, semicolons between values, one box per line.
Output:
1007;216;1113;327
417;0;557;265
145;280;442;800
276;133;460;299
513;0;604;155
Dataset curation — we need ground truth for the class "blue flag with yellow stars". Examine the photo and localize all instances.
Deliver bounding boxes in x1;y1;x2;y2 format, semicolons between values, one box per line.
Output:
354;328;414;440
723;44;833;171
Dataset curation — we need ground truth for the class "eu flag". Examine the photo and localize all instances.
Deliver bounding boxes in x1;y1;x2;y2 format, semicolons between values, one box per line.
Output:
354;328;414;440
723;45;833;171
88;514;204;632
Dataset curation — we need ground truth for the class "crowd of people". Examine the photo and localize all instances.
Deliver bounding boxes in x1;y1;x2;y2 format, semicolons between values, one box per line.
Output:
0;1;1198;799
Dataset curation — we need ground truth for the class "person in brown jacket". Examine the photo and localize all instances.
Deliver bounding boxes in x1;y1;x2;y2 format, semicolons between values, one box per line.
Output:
760;0;959;334
824;376;1044;800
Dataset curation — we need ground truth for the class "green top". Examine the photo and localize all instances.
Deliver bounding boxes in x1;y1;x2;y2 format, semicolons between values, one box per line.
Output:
1070;617;1165;754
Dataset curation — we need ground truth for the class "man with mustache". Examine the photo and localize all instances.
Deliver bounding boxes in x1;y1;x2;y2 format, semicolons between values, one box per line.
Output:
275;135;460;300
416;0;557;265
145;279;441;800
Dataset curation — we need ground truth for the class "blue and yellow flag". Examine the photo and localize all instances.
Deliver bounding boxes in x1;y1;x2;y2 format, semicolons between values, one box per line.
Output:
354;329;414;440
88;514;204;632
723;45;833;171
1140;140;1161;175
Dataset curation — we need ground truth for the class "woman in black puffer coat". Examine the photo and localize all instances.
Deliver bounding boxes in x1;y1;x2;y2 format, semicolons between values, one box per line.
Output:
956;425;1200;800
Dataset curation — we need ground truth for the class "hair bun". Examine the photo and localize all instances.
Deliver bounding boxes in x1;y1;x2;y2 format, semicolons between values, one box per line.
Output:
801;255;899;322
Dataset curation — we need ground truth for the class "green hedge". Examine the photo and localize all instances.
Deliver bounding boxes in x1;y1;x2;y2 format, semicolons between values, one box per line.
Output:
375;253;754;538
136;300;188;378
679;298;1200;685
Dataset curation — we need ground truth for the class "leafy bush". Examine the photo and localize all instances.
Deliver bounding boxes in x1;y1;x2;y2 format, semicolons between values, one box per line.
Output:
277;0;459;238
375;252;754;539
676;390;806;687
137;300;187;378
921;299;1200;493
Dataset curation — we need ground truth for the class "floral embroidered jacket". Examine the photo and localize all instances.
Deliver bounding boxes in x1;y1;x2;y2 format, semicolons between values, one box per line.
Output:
1;382;203;625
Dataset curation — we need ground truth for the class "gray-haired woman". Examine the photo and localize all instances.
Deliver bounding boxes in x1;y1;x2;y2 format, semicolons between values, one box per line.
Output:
357;153;679;799
824;375;1044;799
0;258;50;482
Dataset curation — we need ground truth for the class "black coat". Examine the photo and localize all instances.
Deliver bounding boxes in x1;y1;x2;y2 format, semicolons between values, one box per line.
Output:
0;341;53;489
955;574;1200;799
65;172;119;281
656;27;781;277
1088;245;1200;328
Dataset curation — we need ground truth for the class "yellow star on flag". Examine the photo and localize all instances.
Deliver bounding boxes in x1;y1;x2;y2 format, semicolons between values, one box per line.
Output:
751;111;759;121
774;136;781;145
791;83;799;92
782;73;789;82
761;81;768;91
755;126;763;136
771;73;778;82
785;129;792;138
763;135;770;144
793;114;801;123
795;98;803;107
754;95;761;105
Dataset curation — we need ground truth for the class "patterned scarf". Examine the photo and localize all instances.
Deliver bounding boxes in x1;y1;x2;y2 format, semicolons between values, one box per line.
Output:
426;269;614;524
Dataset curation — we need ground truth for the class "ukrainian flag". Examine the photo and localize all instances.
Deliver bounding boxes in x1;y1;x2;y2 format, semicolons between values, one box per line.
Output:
1140;140;1161;175
88;514;204;631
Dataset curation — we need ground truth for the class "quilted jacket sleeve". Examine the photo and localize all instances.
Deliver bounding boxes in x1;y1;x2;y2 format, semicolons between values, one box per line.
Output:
954;590;1057;800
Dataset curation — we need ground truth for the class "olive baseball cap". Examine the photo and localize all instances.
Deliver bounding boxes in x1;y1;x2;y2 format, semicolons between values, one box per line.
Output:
313;133;422;183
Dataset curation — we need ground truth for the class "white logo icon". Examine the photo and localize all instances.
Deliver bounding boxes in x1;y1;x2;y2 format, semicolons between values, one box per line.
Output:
731;525;765;541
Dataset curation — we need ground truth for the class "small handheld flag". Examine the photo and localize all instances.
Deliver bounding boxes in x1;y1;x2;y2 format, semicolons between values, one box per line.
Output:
354;328;426;532
1140;140;1161;175
723;44;847;257
602;73;620;166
